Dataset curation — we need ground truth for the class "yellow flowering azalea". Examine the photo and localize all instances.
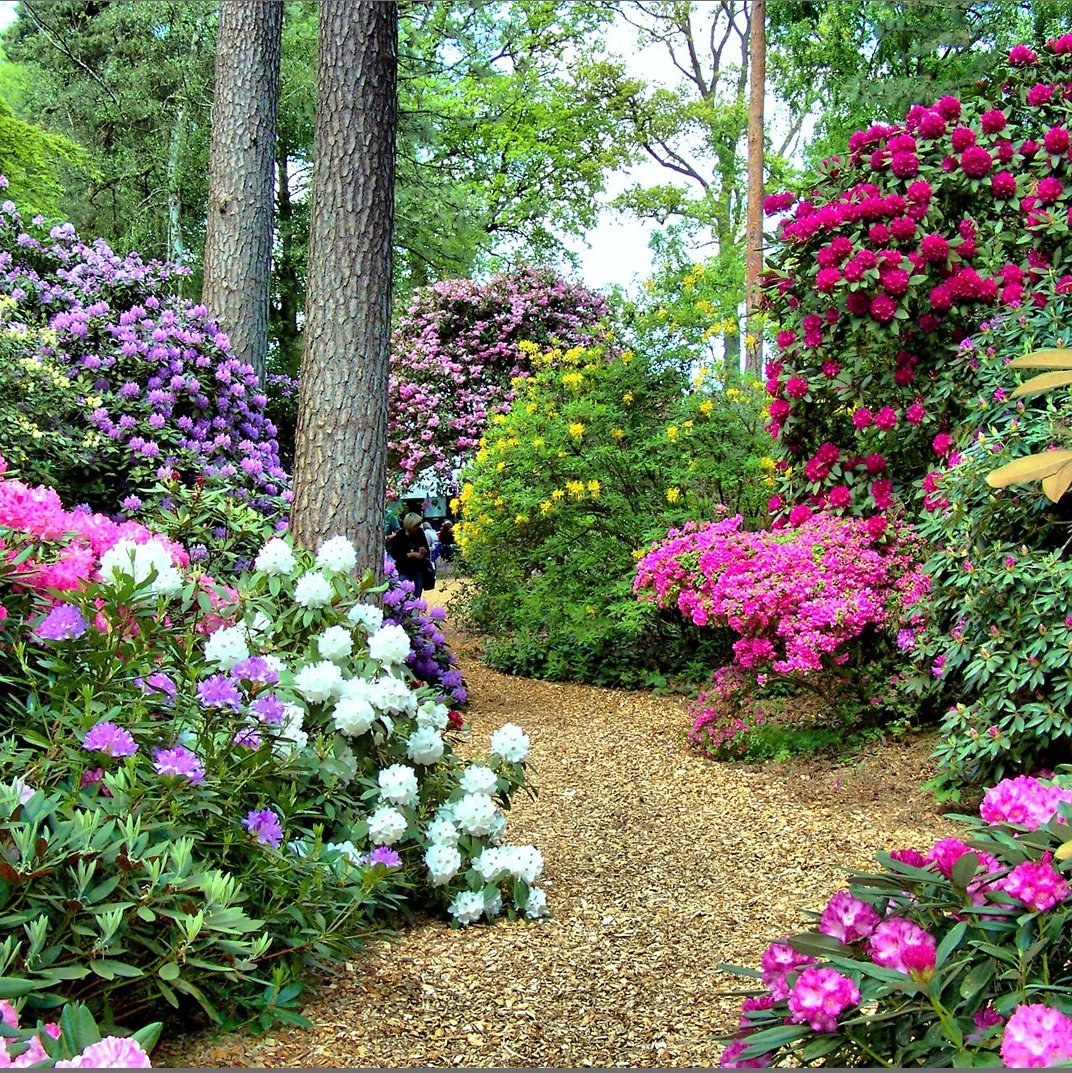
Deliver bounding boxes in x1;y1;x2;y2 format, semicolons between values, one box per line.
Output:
551;488;565;500
611;427;625;439
568;422;585;438
587;479;601;499
666;487;681;503
533;436;545;448
622;391;634;404
566;480;585;499
666;425;678;442
540;500;554;513
699;400;714;416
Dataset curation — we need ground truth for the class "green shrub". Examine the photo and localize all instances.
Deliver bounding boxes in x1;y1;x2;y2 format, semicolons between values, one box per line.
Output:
909;275;1072;794
455;341;768;686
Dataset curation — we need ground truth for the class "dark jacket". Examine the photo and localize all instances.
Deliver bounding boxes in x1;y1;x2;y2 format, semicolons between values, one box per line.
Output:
386;527;428;579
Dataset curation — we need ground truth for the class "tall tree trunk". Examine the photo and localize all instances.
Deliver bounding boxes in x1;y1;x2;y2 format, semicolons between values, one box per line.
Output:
201;0;282;383
165;101;187;266
289;0;397;575
744;0;766;377
273;141;301;374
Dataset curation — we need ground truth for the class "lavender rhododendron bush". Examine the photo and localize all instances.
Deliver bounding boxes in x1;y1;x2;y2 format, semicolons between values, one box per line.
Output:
760;35;1072;521
0;192;288;515
722;772;1072;1068
634;514;929;755
388;267;609;493
0;471;539;1027
455;341;767;687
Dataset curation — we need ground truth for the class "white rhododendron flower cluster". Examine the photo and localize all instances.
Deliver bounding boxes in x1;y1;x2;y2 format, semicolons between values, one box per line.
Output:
315;535;358;574
99;538;183;597
193;533;544;928
254;536;297;576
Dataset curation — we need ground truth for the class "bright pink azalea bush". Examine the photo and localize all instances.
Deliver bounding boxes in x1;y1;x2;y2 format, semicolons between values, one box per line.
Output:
387;268;608;492
634;513;929;754
760;35;1072;520
723;770;1072;1067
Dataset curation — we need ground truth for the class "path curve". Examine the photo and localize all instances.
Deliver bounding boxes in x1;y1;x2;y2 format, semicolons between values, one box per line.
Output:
168;586;949;1068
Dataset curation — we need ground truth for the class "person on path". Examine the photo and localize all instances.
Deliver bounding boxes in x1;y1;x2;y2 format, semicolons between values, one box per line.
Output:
386;512;430;598
438;520;456;563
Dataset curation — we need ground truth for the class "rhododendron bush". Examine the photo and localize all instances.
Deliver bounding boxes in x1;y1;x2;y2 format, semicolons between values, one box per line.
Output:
722;772;1072;1068
634;514;928;754
0;190;288;516
761;36;1072;521
0;471;537;1027
388;267;608;493
907;276;1072;792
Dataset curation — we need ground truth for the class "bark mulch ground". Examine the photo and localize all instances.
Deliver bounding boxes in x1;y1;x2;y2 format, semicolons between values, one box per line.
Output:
164;582;952;1068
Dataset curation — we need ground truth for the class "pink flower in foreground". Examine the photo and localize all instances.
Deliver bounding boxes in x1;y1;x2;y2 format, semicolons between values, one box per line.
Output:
760;939;815;1000
1001;853;1069;911
719;1039;772;1068
869;917;937;978
819;890;880;943
55;1036;152;1068
787;967;860;1032
1000;1004;1072;1068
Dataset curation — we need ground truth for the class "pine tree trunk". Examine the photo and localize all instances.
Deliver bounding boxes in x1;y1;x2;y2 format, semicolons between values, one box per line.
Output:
744;0;766;377
201;0;282;383
289;0;397;575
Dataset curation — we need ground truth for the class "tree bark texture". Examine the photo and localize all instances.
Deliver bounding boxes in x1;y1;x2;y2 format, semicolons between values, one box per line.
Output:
289;0;397;576
744;0;766;377
201;0;282;383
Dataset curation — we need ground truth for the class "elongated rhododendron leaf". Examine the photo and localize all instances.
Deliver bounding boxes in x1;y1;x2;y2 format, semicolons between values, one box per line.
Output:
986;450;1072;489
1009;348;1072;369
1011;370;1072;398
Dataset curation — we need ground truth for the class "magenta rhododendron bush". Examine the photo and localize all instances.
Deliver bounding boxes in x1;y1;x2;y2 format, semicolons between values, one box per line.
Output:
387;267;608;492
760;34;1072;519
634;514;929;753
634;514;928;673
722;772;1072;1068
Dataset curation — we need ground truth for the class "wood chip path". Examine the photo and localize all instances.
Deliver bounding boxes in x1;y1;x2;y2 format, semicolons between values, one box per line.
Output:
166;583;951;1068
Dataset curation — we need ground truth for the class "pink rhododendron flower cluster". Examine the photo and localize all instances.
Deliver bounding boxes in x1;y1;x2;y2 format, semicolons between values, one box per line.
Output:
980;774;1072;829
758;35;1072;518
868;917;937;978
787;967;861;1033
0;463;188;597
0;1002;151;1068
759;939;816;1000
387;268;607;492
1000;1003;1072;1068
819;890;880;942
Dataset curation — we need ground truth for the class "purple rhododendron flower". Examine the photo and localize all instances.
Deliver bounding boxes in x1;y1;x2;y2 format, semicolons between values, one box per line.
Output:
243;808;283;848
35;603;88;641
153;745;205;783
82;721;138;757
196;674;243;710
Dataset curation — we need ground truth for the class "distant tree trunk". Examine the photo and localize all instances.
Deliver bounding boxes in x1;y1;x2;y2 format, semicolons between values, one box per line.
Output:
165;102;187;266
201;0;282;382
289;0;398;575
744;0;766;377
273;140;302;374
